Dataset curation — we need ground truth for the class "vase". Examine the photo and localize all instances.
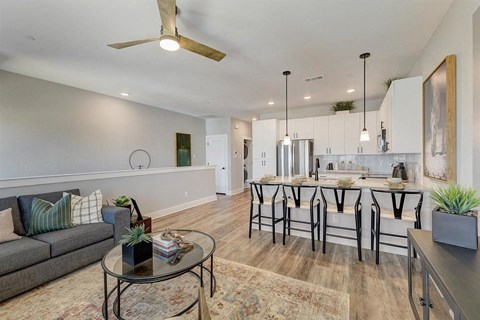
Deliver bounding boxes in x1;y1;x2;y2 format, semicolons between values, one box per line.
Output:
122;241;153;265
432;209;478;250
335;110;350;115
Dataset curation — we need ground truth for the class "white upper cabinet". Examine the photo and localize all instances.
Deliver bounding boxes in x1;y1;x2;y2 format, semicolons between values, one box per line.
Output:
379;77;422;153
328;114;346;155
313;116;329;155
344;113;361;154
361;111;379;154
277;118;314;140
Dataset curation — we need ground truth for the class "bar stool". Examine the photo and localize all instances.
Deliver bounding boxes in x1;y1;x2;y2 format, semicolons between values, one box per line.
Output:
249;182;284;243
320;186;363;261
282;184;320;251
370;189;423;264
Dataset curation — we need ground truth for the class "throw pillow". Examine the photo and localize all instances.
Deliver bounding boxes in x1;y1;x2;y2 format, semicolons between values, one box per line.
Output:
64;190;103;224
27;194;74;236
0;208;22;243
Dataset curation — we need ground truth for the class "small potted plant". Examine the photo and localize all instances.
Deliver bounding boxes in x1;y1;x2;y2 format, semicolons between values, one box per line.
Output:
120;224;153;265
330;101;355;114
383;77;399;91
113;195;131;213
431;184;480;250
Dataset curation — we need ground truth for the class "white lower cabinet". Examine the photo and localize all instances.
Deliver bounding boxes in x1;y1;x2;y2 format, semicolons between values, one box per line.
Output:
253;159;276;178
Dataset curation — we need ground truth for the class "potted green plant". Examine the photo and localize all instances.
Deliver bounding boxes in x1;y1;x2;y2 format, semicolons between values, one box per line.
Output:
431;184;480;250
120;224;153;265
330;101;355;113
113;195;132;213
383;77;399;91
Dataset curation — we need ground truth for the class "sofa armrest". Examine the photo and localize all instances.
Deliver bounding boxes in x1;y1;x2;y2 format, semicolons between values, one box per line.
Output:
101;206;130;244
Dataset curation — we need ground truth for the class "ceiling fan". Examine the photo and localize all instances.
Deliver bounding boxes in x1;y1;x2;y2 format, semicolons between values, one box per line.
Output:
107;0;226;62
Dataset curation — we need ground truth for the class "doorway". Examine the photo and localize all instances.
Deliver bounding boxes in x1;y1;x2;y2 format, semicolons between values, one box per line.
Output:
243;139;252;188
206;135;228;194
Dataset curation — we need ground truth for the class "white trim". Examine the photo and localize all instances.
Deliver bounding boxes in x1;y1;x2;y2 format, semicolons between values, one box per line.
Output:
227;187;245;196
0;166;215;189
147;195;218;219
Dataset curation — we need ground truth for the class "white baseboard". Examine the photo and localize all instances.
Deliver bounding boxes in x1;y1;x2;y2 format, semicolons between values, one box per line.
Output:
226;188;245;196
147;195;218;220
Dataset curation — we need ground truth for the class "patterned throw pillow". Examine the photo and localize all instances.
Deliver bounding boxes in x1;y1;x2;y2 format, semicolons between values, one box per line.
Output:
27;194;74;236
64;190;103;225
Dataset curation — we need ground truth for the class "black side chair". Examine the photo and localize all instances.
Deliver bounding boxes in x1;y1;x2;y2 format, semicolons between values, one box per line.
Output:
370;188;423;264
248;182;284;244
320;186;363;261
282;184;320;251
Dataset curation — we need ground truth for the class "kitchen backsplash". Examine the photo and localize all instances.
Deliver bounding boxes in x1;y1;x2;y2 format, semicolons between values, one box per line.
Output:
316;153;422;182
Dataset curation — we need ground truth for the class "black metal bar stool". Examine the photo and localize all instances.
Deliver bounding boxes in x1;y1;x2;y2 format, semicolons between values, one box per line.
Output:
248;182;284;243
370;188;423;264
282;184;320;251
320;186;363;261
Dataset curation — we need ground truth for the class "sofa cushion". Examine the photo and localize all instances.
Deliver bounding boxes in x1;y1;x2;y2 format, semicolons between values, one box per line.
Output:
18;189;80;232
0;196;25;235
31;223;114;257
0;237;50;276
27;195;74;236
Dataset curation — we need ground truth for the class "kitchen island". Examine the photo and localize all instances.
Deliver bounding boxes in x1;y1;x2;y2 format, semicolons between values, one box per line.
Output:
248;176;430;255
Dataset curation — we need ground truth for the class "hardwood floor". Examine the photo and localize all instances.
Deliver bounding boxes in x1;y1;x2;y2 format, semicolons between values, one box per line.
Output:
153;191;414;320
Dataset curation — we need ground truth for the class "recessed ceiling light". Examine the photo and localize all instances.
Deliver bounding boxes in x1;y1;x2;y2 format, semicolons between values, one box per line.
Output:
304;96;311;100
121;92;130;96
252;117;257;121
268;101;274;105
347;89;355;93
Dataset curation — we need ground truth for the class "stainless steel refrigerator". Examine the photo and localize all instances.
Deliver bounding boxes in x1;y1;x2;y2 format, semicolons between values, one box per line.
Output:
277;139;314;177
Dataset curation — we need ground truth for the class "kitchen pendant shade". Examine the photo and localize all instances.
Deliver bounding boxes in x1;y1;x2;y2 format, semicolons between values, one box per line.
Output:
360;128;370;142
283;134;291;145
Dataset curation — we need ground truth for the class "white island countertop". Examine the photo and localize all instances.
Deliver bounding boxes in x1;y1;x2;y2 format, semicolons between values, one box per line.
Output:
249;176;428;191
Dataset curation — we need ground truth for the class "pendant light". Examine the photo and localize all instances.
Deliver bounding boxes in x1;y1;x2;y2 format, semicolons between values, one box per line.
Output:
283;70;291;145
359;52;370;142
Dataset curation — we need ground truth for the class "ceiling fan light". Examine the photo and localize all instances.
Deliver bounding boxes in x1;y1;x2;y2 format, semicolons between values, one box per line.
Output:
159;35;180;51
360;128;370;142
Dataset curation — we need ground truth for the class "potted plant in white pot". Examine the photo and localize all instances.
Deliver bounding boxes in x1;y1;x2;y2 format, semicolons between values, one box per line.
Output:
330;101;355;114
120;224;153;265
431;184;480;250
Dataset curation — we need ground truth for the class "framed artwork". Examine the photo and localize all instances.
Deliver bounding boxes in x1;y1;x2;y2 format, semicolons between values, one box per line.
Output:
176;132;191;167
423;55;456;182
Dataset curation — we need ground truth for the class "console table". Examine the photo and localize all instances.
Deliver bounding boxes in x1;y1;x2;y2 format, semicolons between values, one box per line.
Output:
407;229;480;320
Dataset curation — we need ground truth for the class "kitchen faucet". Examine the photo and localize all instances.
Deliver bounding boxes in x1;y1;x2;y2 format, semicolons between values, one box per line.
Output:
315;158;320;181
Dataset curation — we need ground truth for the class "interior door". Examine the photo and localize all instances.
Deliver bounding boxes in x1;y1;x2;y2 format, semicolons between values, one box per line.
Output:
206;135;227;194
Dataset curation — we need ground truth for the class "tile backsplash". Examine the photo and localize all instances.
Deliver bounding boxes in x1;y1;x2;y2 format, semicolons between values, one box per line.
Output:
316;153;422;182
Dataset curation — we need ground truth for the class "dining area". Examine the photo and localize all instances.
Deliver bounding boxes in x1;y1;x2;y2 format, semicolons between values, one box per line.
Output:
247;175;428;264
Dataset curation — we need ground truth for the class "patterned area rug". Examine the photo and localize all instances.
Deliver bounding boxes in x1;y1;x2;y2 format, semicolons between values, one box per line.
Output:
0;258;349;320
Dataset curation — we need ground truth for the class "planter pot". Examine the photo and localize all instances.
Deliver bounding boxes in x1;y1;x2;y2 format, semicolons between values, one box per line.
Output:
432;209;478;250
335;110;350;115
122;241;153;265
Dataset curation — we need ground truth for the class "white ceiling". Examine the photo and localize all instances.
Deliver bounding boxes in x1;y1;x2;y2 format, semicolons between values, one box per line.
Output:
0;0;452;120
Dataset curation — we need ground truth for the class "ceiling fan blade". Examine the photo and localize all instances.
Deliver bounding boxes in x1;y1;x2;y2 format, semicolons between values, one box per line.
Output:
179;35;226;62
107;38;161;49
157;0;176;36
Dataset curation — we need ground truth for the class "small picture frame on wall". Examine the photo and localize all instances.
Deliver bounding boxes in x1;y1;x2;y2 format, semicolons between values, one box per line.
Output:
176;132;191;167
423;54;456;183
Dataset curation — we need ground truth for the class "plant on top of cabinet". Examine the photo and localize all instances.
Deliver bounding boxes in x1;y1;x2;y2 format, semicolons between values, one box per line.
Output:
431;184;480;250
330;101;355;113
383;77;400;91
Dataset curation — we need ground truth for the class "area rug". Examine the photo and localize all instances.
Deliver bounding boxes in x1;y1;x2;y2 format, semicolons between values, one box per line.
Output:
0;258;349;320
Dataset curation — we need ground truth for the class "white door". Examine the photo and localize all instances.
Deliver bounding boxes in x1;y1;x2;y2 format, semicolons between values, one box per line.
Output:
206;135;227;194
328;114;345;154
344;113;361;154
313;116;329;155
295;118;314;139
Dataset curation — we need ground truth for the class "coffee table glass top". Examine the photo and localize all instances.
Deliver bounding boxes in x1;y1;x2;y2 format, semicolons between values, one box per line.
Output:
102;230;215;281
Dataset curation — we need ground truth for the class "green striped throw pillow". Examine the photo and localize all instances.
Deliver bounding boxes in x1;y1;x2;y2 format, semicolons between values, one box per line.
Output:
27;194;74;236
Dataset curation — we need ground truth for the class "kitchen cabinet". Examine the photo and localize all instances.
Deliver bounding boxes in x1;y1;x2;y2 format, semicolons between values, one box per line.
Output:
313;116;329;155
252;119;277;177
278;118;314;140
360;111;379;154
408;229;479;320
344;113;361;154
379;77;422;153
313;113;345;155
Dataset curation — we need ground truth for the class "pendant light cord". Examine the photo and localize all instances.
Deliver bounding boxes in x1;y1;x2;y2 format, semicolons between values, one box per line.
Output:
285;73;288;134
363;56;366;129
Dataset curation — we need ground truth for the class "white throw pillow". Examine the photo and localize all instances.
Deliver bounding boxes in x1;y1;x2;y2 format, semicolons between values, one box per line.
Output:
0;208;22;243
64;190;103;224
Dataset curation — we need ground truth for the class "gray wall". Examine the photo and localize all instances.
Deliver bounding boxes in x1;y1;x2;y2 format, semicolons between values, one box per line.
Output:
0;70;206;178
474;6;480;190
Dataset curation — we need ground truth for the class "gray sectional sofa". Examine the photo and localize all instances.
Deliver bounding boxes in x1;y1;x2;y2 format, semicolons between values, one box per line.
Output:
0;189;130;302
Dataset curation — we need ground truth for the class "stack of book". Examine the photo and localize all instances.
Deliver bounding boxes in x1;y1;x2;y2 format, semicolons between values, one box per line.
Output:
152;234;177;261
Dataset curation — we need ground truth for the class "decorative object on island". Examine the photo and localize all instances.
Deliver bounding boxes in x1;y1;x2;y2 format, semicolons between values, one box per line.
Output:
283;70;291;146
129;149;151;170
430;184;480;250
423;54;456;182
330;100;355;113
359;52;370;142
120;224;153;265
383;77;399;91
176;132;192;166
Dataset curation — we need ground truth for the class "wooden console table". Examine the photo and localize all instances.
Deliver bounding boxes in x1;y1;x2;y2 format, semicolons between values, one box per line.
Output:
407;229;480;320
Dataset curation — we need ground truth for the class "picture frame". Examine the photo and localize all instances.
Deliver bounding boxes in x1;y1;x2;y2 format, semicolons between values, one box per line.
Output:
423;55;456;183
175;132;192;167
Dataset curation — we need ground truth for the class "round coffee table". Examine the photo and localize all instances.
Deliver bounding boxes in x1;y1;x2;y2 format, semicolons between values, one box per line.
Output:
101;230;216;320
